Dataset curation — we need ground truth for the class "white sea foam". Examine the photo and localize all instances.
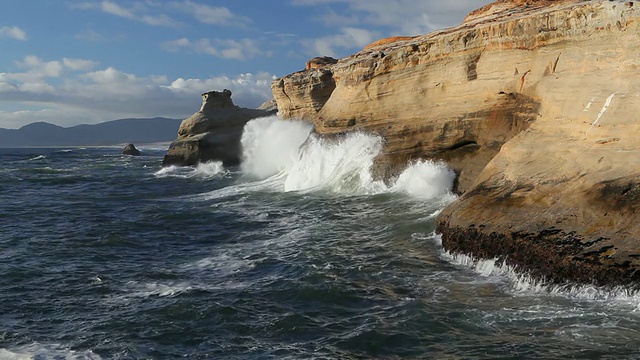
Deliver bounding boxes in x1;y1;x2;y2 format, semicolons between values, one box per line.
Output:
0;344;101;360
239;116;457;199
28;155;46;161
136;142;172;151
430;233;640;309
154;161;226;179
122;281;194;298
192;161;226;178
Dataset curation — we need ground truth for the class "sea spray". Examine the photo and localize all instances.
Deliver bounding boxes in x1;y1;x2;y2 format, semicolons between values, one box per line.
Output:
390;160;457;201
283;132;385;193
240;116;313;179
240;116;457;199
192;161;226;179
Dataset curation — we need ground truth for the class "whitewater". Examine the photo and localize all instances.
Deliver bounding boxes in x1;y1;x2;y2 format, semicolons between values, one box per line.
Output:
1;115;640;359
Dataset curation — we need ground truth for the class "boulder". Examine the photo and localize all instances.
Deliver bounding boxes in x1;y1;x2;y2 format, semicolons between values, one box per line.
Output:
122;143;141;156
271;0;640;286
162;90;271;167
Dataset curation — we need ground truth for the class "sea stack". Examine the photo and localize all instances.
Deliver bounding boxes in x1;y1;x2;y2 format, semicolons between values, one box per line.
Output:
122;143;141;156
162;89;275;167
271;0;640;287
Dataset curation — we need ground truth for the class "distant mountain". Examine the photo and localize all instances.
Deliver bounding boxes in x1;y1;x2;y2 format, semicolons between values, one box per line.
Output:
0;117;182;147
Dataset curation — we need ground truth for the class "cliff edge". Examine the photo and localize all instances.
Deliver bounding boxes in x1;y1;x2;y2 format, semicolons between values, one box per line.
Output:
272;0;640;287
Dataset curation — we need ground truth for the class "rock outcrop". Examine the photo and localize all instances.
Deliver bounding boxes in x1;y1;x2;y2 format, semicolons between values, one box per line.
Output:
305;56;338;70
272;0;640;287
162;90;273;167
122;143;141;156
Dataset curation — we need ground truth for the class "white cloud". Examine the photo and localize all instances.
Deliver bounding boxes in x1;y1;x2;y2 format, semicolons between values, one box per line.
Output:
0;26;27;41
141;14;178;26
18;82;56;94
18;56;64;78
73;1;249;28
172;1;251;27
161;37;264;60
101;0;134;18
63;58;99;71
71;0;180;27
0;56;276;129
309;27;378;58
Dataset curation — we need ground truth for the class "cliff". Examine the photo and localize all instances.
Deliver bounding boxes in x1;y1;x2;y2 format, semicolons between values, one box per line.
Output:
163;90;273;167
272;0;640;286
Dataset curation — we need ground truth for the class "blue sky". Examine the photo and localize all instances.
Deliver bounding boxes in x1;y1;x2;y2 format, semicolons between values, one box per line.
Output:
0;0;491;129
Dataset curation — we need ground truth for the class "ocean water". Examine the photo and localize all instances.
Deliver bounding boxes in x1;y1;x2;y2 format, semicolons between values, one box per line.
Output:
2;115;640;359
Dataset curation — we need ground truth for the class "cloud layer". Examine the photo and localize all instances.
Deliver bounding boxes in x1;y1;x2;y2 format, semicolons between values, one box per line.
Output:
0;55;274;128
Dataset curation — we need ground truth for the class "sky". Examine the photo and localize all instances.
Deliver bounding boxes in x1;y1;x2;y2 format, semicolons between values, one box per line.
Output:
0;0;492;129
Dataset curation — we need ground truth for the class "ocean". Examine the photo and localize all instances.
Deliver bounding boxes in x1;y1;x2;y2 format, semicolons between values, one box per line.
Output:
2;115;640;359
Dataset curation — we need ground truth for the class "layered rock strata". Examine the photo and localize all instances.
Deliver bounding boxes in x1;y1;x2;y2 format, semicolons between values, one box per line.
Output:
272;0;640;286
163;90;273;167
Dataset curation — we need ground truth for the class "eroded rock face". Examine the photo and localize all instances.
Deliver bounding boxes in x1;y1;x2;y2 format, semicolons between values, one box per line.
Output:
435;0;640;287
162;90;271;167
272;0;640;286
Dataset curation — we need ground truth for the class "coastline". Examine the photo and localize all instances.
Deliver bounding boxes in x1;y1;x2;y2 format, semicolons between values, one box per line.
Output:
270;0;640;286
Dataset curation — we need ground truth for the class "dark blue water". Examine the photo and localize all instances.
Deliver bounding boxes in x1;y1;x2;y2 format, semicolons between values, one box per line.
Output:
2;145;640;359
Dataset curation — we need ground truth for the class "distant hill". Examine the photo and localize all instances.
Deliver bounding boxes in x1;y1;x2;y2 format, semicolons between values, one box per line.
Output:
0;117;182;147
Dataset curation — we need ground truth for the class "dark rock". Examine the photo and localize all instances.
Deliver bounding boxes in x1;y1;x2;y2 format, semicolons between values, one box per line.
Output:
122;143;141;156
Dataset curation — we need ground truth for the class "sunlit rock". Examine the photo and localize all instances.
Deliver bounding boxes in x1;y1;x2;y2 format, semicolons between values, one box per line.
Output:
162;89;271;167
272;0;640;286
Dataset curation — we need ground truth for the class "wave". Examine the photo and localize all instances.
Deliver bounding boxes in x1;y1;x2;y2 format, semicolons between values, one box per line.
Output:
239;116;457;200
429;233;640;309
0;343;101;360
154;161;226;180
28;155;46;161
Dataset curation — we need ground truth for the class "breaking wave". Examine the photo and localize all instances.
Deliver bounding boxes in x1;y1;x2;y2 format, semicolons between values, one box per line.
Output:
240;116;457;200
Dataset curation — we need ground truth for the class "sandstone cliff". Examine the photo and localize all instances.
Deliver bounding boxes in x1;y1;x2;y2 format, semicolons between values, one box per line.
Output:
272;0;640;286
163;90;273;167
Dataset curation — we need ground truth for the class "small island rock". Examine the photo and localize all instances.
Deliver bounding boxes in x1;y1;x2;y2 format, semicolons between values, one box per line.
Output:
122;143;141;156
